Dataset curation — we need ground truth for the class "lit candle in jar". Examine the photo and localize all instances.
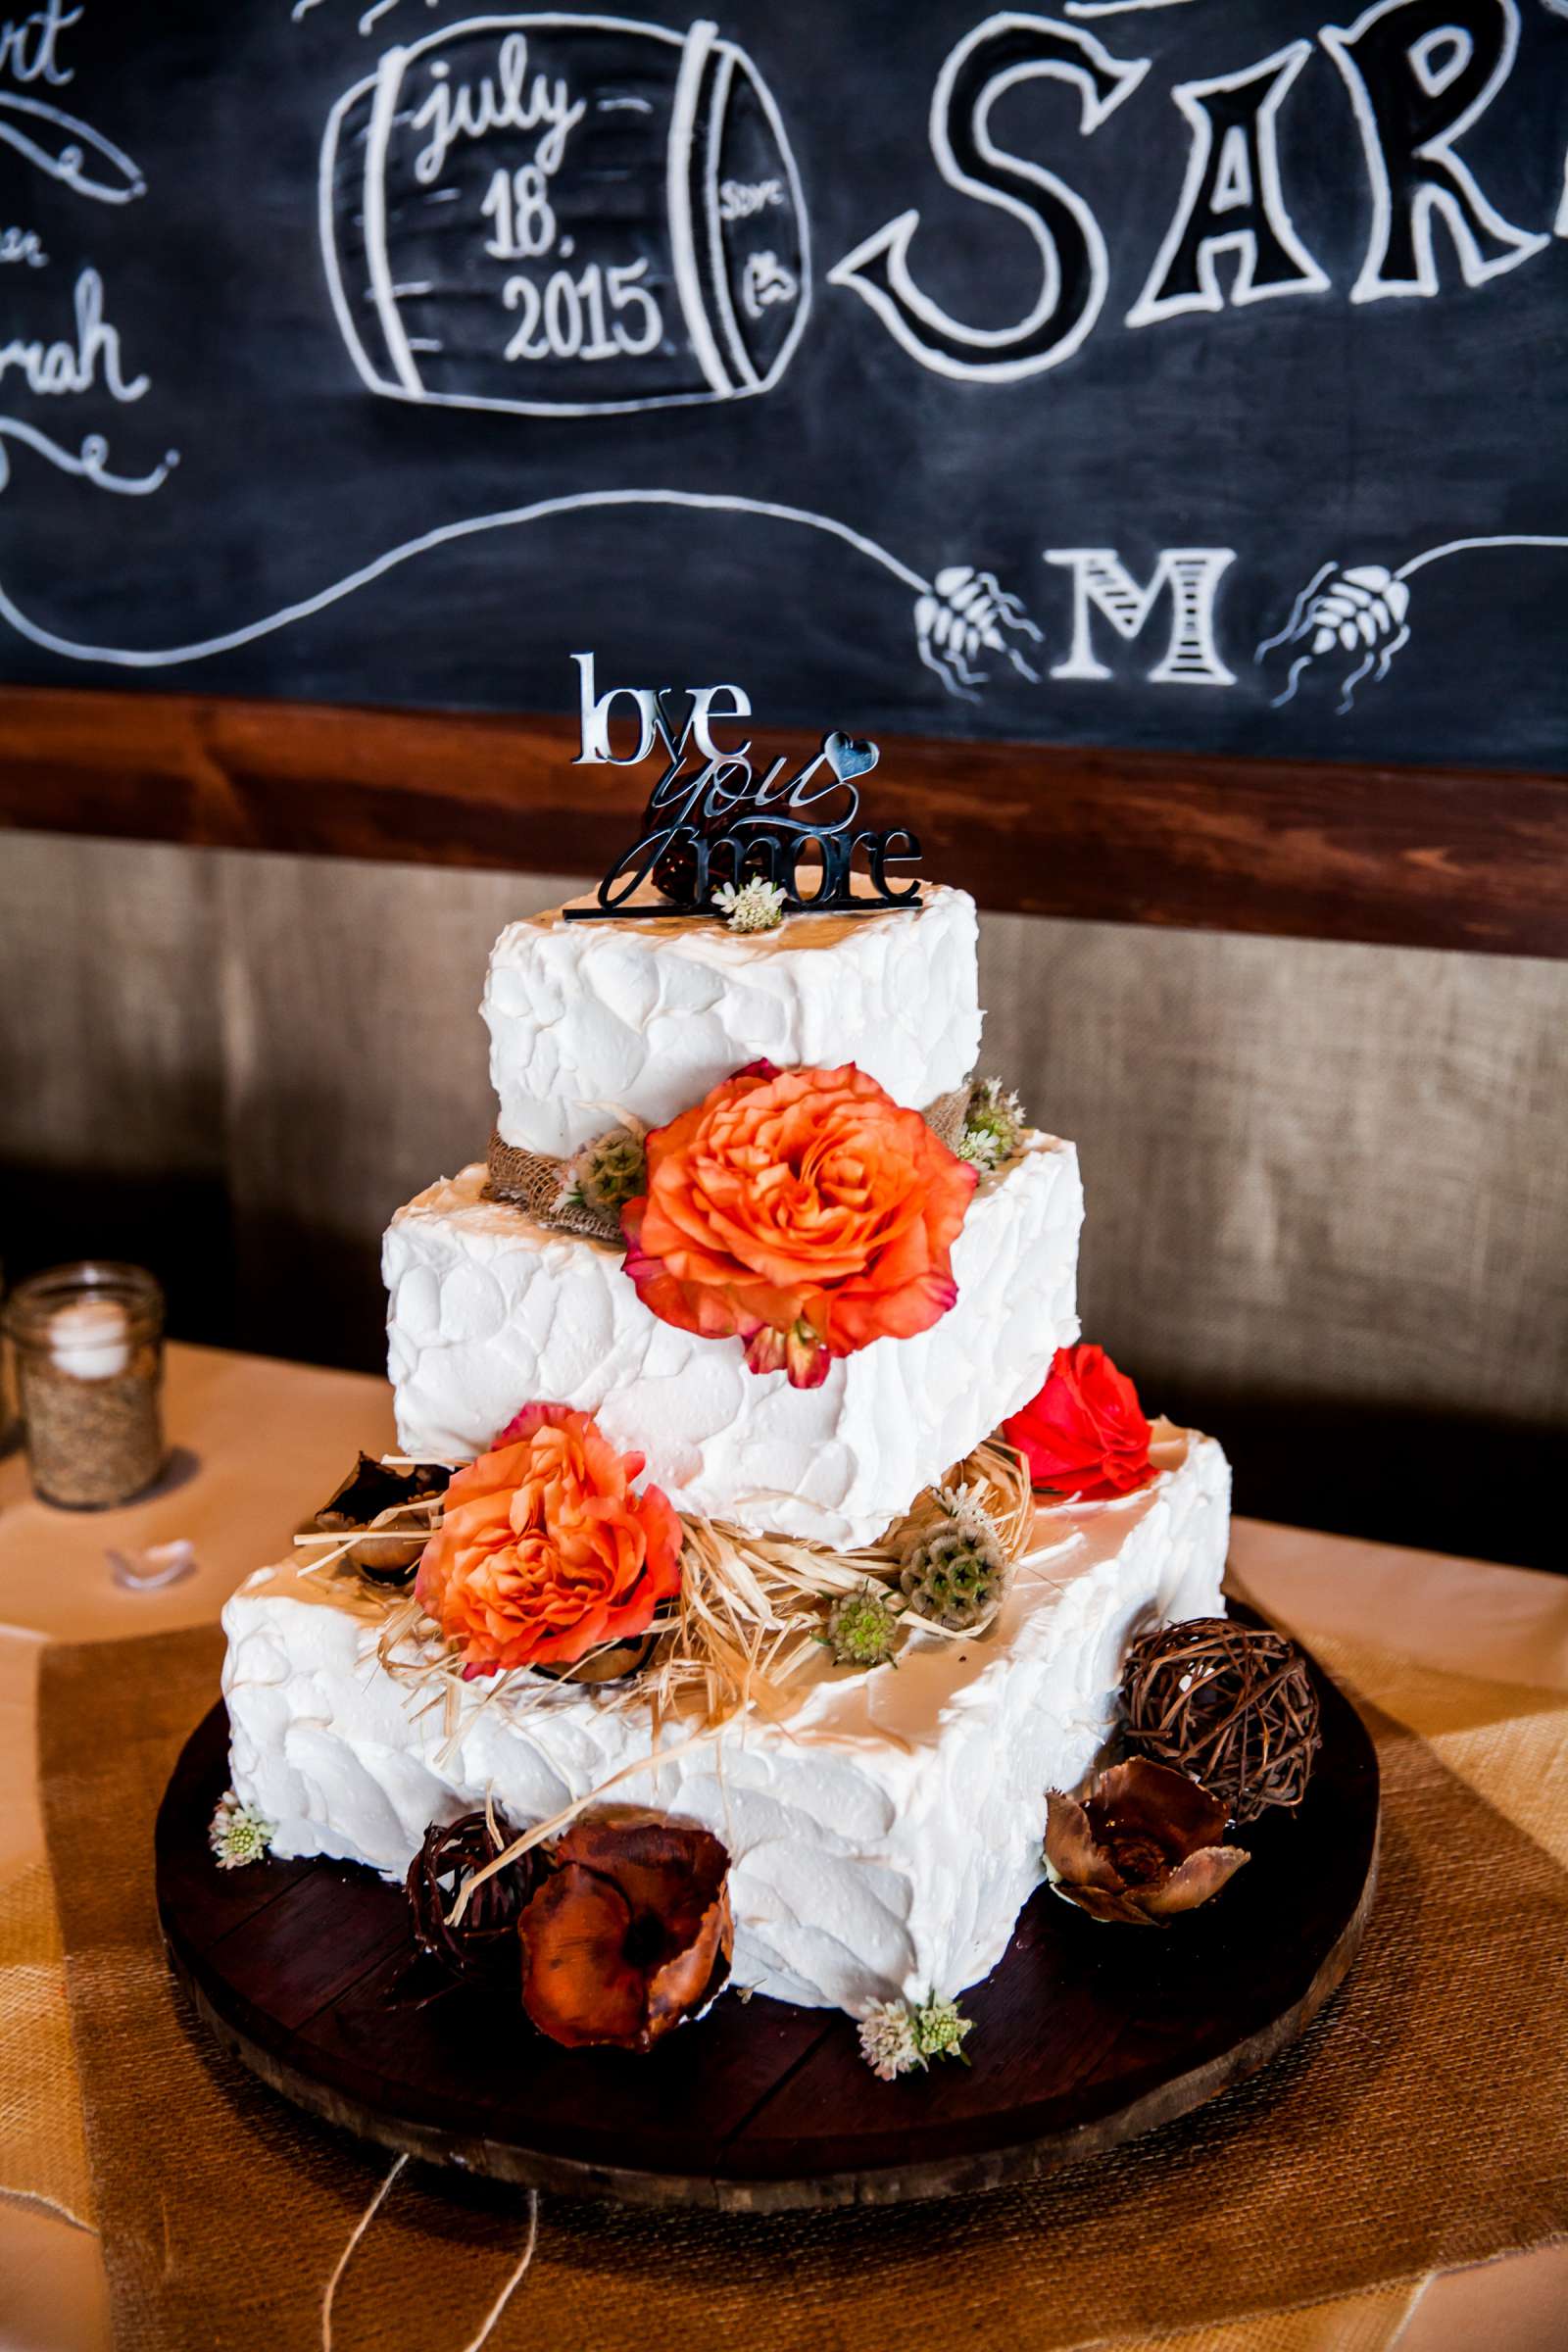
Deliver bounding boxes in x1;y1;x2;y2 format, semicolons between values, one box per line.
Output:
5;1263;167;1508
49;1297;132;1380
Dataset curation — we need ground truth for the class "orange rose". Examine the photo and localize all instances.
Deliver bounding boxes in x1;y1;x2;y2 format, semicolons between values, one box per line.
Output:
621;1061;977;1389
416;1403;682;1679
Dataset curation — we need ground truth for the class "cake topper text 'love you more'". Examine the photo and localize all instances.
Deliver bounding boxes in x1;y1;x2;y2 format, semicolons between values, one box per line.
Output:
565;654;922;920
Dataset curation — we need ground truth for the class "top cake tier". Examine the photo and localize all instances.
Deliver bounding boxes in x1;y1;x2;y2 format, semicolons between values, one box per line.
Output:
482;880;981;1155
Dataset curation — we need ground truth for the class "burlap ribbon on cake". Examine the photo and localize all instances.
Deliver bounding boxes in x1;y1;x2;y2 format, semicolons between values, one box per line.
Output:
482;1133;633;1243
483;1080;976;1241
27;1611;1568;2351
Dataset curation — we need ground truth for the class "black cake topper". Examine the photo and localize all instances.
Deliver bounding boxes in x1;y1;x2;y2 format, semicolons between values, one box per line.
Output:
565;655;922;921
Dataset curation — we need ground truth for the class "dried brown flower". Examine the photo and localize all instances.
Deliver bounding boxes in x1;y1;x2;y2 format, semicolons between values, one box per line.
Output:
518;1815;733;2051
1044;1758;1249;1928
315;1453;451;1586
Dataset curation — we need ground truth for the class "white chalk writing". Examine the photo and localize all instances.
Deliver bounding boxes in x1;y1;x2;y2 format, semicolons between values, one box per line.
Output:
1321;0;1547;302
322;17;808;416
0;0;143;209
0;414;172;495
0;90;146;204
502;259;661;363
719;178;784;222
831;20;1148;383
837;0;1561;371
480;162;556;260
0;265;148;399
741;251;798;319
0;0;79;87
0;223;46;264
410;33;586;185
1126;43;1329;326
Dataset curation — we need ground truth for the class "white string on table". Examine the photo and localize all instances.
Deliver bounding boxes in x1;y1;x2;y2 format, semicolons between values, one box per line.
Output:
321;2152;540;2352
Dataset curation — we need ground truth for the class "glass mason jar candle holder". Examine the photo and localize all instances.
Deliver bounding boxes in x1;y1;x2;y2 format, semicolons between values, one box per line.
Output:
4;1262;167;1508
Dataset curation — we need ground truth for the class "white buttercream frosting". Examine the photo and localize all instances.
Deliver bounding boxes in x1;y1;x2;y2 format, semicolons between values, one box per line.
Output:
481;881;982;1155
384;1133;1084;1548
222;1430;1230;2017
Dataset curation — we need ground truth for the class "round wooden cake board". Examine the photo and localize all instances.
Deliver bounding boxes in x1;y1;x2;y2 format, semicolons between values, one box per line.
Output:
156;1627;1379;2213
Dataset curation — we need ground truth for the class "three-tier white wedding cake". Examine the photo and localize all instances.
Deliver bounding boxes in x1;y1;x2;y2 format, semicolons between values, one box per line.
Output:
221;870;1230;2019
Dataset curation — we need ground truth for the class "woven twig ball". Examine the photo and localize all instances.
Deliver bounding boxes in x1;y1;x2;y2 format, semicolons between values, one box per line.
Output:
1121;1617;1321;1824
405;1811;538;1981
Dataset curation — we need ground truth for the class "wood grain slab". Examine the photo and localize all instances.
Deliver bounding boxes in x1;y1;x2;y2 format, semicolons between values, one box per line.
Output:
156;1636;1379;2212
4;684;1565;957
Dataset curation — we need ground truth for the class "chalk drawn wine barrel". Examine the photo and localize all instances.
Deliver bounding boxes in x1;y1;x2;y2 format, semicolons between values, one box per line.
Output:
320;14;809;416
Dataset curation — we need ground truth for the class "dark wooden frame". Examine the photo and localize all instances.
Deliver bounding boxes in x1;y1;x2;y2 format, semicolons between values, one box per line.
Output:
3;683;1565;956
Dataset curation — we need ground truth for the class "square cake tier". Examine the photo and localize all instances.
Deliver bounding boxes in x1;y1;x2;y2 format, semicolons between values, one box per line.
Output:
384;1133;1084;1548
482;882;981;1156
223;1430;1230;2016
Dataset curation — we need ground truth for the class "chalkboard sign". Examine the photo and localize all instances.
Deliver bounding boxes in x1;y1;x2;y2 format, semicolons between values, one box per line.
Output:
0;0;1564;770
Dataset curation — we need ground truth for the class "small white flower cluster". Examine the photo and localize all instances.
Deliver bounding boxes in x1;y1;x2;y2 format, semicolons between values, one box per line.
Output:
955;1129;1000;1169
956;1078;1025;1171
858;1999;920;2080
858;1991;974;2080
209;1788;274;1871
712;877;788;933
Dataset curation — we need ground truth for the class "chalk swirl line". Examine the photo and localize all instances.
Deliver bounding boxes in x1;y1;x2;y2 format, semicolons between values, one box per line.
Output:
0;92;146;205
0;489;932;668
0;417;175;498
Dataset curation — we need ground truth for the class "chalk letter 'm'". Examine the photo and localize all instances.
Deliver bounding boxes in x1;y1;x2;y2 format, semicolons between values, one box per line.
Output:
1046;549;1237;685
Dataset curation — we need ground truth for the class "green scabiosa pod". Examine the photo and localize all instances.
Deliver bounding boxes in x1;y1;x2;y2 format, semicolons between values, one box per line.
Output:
565;1125;648;1218
820;1582;902;1669
898;1486;1009;1632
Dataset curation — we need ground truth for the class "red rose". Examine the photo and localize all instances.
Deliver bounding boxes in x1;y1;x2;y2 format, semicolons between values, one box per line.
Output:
1004;1344;1152;1500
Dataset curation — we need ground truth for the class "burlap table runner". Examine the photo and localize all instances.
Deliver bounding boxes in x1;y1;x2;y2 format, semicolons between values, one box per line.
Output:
36;1623;1568;2352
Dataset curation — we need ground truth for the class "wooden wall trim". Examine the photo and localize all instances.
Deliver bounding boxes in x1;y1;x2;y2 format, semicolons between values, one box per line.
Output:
0;684;1564;957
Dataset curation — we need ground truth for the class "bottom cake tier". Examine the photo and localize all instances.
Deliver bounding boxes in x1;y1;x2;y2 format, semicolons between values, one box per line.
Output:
222;1427;1229;2017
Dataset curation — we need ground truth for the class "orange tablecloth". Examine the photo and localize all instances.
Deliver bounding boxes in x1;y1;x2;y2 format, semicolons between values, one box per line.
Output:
2;1344;1564;2351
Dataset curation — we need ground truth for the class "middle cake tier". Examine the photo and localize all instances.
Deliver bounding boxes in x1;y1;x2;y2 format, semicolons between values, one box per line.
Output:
386;1133;1084;1547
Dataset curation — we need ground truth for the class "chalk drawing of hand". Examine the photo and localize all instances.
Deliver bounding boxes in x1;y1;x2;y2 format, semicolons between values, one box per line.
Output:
915;565;1043;700
1257;563;1411;713
1258;535;1568;714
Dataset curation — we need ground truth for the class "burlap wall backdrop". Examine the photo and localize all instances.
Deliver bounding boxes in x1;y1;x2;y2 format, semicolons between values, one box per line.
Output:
1;831;1564;1563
